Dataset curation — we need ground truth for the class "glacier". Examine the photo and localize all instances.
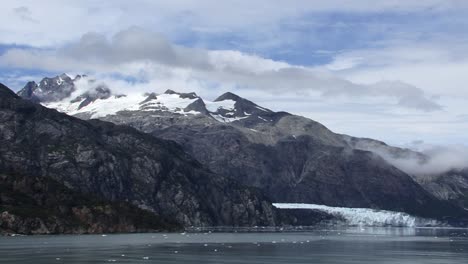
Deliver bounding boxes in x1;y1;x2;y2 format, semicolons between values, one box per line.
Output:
273;203;441;227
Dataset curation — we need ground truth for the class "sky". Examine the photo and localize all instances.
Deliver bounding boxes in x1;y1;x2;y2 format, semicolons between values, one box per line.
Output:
1;0;468;147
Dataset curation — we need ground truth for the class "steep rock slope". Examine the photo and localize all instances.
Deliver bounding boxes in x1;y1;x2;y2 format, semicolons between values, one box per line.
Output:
153;125;465;220
415;170;468;209
0;173;179;235
1;83;280;227
16;75;468;221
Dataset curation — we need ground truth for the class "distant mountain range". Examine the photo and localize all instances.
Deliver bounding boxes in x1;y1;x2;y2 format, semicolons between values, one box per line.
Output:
1;73;468;233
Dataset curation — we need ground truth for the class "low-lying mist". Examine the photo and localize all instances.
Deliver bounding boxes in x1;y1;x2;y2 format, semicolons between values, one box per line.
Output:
353;139;468;176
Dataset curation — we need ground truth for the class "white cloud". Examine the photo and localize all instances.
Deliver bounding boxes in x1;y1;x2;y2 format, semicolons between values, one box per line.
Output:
373;141;468;176
0;28;441;112
12;6;38;23
326;56;363;71
2;0;468;46
2;0;468;146
325;44;468;98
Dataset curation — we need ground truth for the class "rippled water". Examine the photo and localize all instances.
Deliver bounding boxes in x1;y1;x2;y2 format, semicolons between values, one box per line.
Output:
1;228;467;263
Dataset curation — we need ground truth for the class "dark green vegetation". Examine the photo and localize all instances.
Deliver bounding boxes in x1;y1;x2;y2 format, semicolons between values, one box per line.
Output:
0;173;180;235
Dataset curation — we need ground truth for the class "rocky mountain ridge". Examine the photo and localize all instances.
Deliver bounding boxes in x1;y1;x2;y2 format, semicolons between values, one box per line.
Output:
14;74;468;224
2;82;302;234
0;172;180;235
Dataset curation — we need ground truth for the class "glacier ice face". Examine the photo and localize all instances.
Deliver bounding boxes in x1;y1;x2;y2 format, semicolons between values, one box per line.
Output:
273;203;440;227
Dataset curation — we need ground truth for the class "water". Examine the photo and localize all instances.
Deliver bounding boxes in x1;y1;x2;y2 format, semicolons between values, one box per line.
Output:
1;228;468;263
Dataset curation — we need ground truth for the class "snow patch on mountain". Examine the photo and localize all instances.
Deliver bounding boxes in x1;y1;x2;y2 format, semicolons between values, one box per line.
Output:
205;99;236;112
273;203;440;227
210;114;250;123
206;99;254;122
19;75;266;122
46;93;145;119
46;92;205;118
139;93;201;114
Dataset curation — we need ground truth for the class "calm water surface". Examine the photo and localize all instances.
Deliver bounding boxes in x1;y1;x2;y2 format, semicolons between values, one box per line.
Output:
1;228;467;263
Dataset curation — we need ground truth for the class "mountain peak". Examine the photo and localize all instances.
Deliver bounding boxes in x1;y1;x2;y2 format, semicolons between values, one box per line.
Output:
214;92;272;113
214;92;242;102
39;73;72;86
18;73;76;103
16;75;280;124
59;73;70;79
163;89;199;99
164;89;177;94
71;84;112;110
206;92;278;124
164;89;179;94
73;74;88;81
17;81;39;102
0;83;19;99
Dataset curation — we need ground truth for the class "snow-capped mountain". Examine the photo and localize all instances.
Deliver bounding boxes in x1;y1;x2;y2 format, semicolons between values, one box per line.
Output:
15;74;468;225
18;74;279;126
1;82;289;233
17;73;78;103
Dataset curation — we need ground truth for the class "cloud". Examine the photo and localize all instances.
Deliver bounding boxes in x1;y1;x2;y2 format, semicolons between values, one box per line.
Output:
13;6;38;23
369;81;442;111
352;139;468;176
326;56;363;71
1;1;468;47
325;43;468;99
0;27;441;112
388;145;468;176
0;1;467;147
62;27;211;70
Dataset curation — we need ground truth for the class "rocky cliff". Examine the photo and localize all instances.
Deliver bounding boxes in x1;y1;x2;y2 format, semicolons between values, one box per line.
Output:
0;173;179;235
1;83;284;232
15;75;468;224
